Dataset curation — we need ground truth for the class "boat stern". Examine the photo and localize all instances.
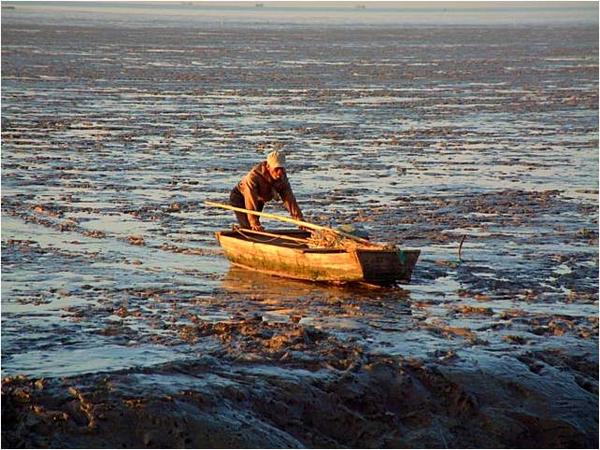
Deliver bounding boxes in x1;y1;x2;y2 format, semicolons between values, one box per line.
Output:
355;248;421;284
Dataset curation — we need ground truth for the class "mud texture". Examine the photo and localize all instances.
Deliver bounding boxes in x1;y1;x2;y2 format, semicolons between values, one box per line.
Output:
2;330;598;449
2;8;598;450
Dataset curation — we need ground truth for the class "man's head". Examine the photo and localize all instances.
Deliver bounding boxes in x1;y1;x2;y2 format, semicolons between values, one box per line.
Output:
266;150;286;180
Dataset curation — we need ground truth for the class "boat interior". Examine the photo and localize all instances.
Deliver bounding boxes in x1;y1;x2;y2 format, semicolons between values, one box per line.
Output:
220;228;313;248
218;228;392;253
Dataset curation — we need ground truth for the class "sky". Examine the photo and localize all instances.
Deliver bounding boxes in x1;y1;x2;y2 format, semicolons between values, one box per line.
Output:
2;1;598;26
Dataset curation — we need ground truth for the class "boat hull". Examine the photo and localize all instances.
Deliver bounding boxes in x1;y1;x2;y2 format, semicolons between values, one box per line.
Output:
215;230;420;284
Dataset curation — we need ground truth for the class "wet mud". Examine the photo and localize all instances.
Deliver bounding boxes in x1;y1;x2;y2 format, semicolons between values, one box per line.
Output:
2;15;598;449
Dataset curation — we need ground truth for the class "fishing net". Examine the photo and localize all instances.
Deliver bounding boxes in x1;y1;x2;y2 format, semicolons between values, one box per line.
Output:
306;228;396;251
307;229;366;250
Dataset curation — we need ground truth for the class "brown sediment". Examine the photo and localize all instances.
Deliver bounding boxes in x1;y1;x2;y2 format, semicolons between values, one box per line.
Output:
126;235;145;246
452;305;494;316
160;243;222;256
421;320;481;344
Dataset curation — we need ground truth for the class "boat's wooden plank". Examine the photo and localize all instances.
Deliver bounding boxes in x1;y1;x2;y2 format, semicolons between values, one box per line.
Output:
217;233;364;282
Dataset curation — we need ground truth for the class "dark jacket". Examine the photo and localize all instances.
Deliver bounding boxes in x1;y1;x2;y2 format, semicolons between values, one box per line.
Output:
235;161;303;228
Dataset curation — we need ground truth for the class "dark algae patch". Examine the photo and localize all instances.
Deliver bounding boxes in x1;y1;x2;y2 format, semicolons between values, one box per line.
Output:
2;5;598;449
3;343;598;448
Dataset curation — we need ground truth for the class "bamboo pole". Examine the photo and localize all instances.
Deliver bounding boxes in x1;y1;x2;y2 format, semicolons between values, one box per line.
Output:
204;201;377;247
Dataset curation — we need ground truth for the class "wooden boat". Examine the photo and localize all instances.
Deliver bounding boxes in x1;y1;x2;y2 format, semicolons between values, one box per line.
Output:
215;229;420;284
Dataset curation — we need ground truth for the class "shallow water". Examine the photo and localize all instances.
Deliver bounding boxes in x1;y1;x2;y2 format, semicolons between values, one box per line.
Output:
1;5;598;448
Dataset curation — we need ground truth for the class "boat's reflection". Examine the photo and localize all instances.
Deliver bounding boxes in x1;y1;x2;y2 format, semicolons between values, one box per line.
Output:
221;266;411;302
221;267;412;330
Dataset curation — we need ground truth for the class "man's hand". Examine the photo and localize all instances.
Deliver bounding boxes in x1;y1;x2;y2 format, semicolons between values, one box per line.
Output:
251;224;265;232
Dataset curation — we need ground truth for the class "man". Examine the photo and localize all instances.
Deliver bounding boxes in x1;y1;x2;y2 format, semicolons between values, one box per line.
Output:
230;150;303;231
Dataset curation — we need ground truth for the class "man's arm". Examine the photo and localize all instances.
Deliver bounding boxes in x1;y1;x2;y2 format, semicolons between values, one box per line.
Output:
276;177;303;221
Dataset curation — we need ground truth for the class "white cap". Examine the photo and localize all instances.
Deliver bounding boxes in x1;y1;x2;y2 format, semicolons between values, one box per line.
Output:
267;150;286;169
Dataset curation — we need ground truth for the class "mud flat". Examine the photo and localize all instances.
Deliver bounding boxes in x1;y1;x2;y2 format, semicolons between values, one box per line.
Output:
2;9;598;449
2;272;599;447
2;326;598;448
